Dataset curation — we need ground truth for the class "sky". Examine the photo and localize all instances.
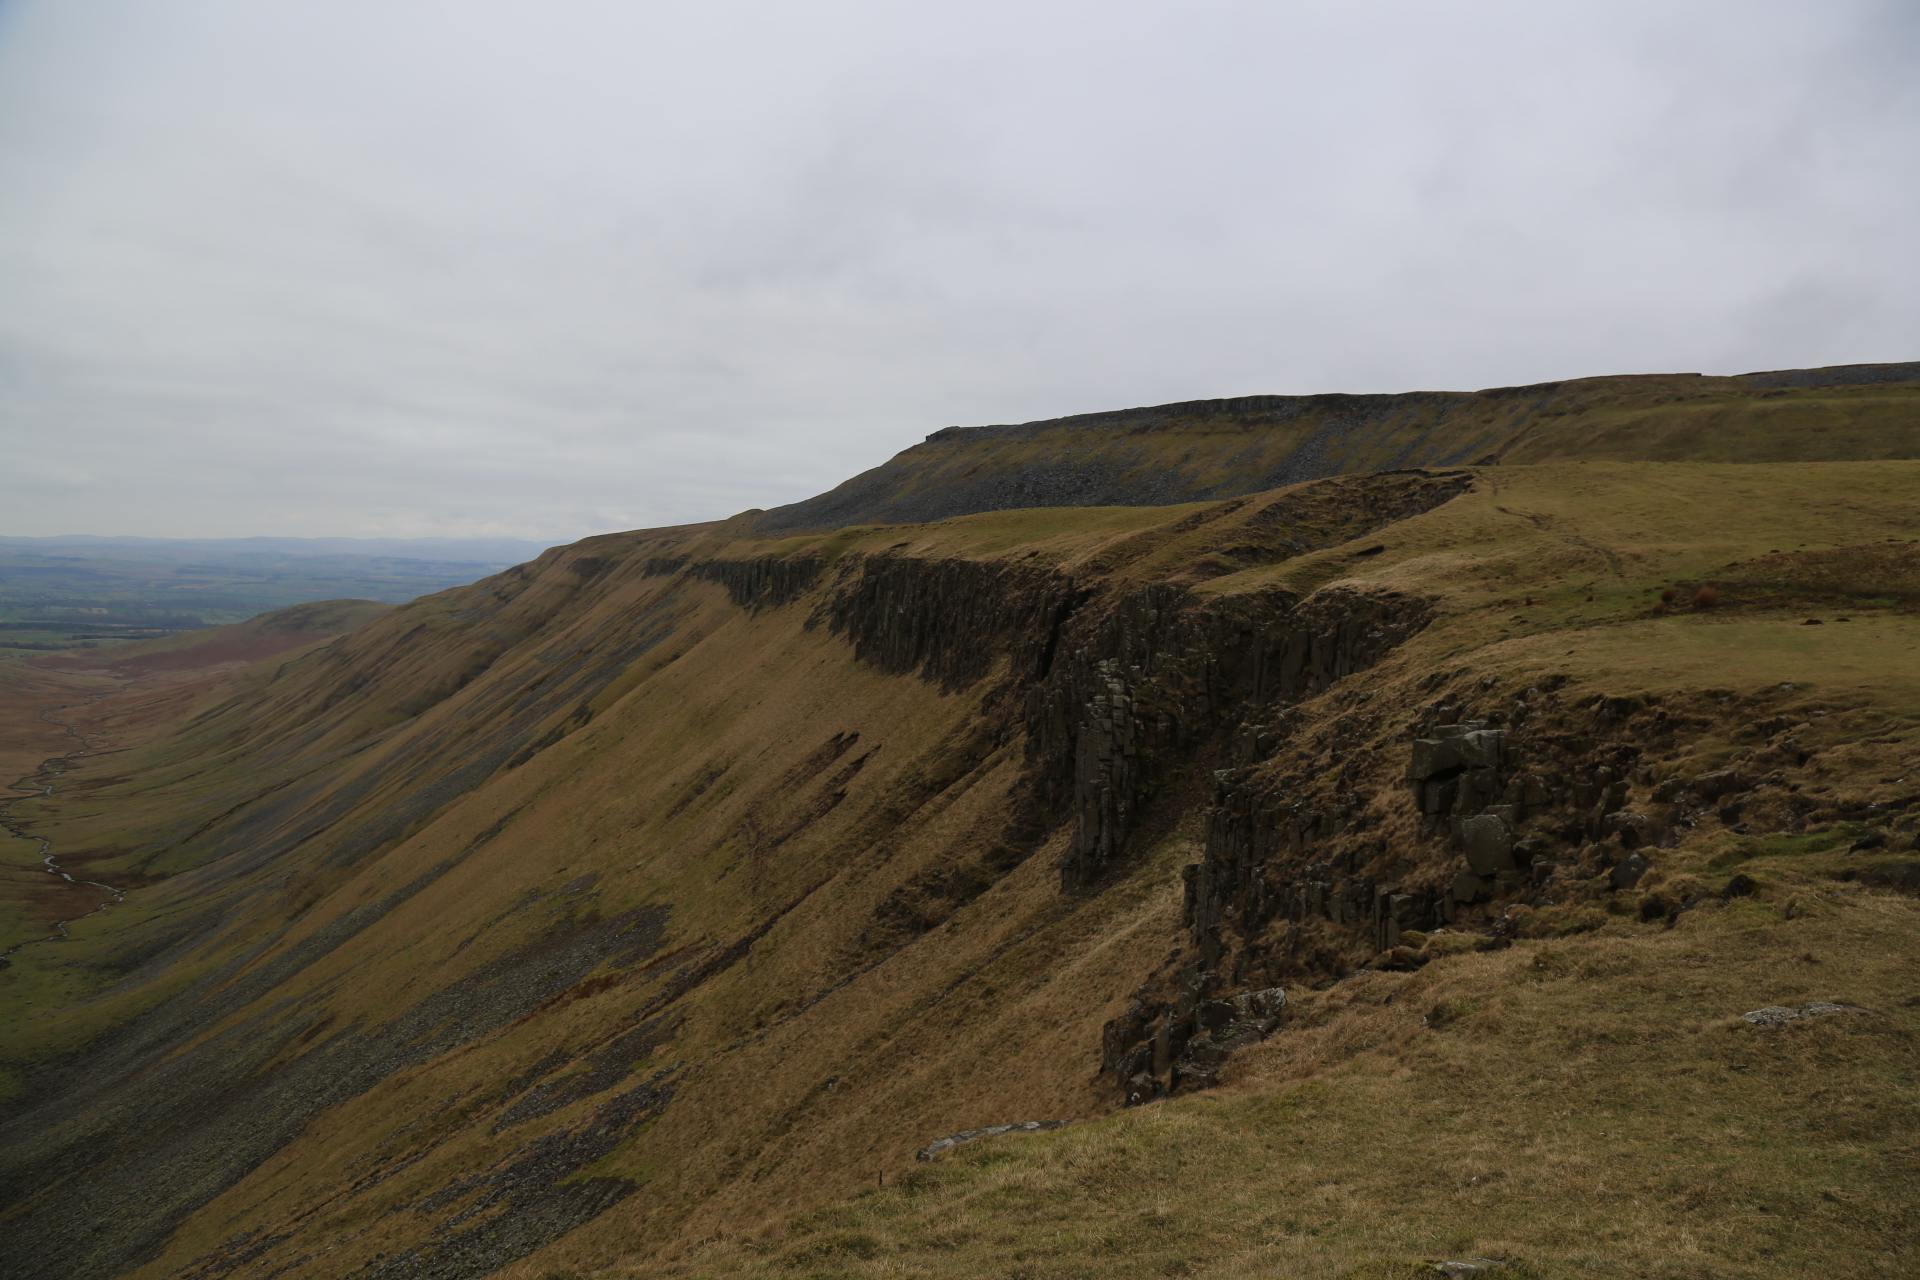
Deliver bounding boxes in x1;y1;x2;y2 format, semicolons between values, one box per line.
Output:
0;1;1915;541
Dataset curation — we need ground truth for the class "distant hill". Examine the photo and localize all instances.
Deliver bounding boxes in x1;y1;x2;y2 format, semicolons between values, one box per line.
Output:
0;535;559;654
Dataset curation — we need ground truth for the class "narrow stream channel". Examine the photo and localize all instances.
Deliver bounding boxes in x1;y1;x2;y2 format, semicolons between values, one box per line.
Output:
0;693;128;964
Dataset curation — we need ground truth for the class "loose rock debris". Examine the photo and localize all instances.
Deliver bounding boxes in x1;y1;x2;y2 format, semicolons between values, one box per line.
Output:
916;1119;1075;1162
1740;1001;1851;1026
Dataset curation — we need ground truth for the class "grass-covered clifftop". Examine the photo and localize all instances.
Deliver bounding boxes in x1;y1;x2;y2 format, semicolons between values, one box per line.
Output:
751;362;1920;532
1;373;1917;1279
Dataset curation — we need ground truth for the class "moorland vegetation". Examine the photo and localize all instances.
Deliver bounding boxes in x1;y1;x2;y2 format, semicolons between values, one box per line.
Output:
1;364;1916;1280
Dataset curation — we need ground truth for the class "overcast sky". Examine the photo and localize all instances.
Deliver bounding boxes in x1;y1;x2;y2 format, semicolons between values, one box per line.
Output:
0;1;1914;540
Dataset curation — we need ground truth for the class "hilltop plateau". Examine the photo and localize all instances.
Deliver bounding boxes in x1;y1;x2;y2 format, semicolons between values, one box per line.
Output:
1;364;1917;1280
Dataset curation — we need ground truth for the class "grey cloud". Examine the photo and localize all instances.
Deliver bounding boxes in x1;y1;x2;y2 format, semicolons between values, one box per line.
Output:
0;0;1914;538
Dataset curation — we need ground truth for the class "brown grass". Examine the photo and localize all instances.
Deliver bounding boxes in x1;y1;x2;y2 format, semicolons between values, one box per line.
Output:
5;460;1920;1277
595;892;1919;1280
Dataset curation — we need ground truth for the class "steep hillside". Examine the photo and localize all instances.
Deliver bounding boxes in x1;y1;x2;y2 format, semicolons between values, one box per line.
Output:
753;362;1920;532
0;600;393;955
1;408;1918;1277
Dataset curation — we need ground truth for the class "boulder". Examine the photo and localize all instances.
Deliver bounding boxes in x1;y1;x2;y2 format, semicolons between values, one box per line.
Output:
1460;814;1516;874
1124;1073;1164;1107
1608;852;1651;891
1193;999;1238;1034
1858;862;1920;895
1408;738;1465;780
1693;770;1752;802
1458;728;1506;769
1176;1034;1233;1078
1741;1001;1851;1026
1740;1005;1800;1026
1480;802;1518;828
1451;870;1491;904
1230;986;1289;1023
917;1119;1075;1161
1604;811;1659;849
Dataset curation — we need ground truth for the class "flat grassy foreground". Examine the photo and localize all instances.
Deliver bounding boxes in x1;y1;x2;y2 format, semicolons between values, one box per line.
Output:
580;889;1917;1280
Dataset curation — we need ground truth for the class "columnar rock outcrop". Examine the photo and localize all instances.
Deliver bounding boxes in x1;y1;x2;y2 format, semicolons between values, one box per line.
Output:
815;554;1086;693
1089;678;1875;1107
1031;583;1434;891
688;556;824;611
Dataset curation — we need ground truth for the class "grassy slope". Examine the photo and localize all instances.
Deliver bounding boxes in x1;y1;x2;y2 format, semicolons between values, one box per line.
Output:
0;466;1915;1279
759;376;1920;529
0;600;393;955
660;897;1914;1280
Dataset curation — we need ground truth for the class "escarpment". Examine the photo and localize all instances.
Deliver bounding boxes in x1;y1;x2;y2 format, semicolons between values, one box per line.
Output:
4;435;1920;1279
753;362;1920;532
1027;582;1433;892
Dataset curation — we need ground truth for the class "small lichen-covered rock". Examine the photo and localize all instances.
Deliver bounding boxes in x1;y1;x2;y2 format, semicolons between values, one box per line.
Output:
1229;986;1289;1023
1741;1001;1850;1026
916;1119;1075;1161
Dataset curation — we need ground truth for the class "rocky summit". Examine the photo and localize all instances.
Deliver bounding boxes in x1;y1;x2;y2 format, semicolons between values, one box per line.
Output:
2;364;1918;1280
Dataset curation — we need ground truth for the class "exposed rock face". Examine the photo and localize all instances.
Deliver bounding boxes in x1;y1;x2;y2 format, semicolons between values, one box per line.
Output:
814;554;1085;693
1086;673;1898;1106
1032;583;1434;892
687;556;823;610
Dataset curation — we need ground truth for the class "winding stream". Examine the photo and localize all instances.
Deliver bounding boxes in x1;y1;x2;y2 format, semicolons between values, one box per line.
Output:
0;693;127;963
